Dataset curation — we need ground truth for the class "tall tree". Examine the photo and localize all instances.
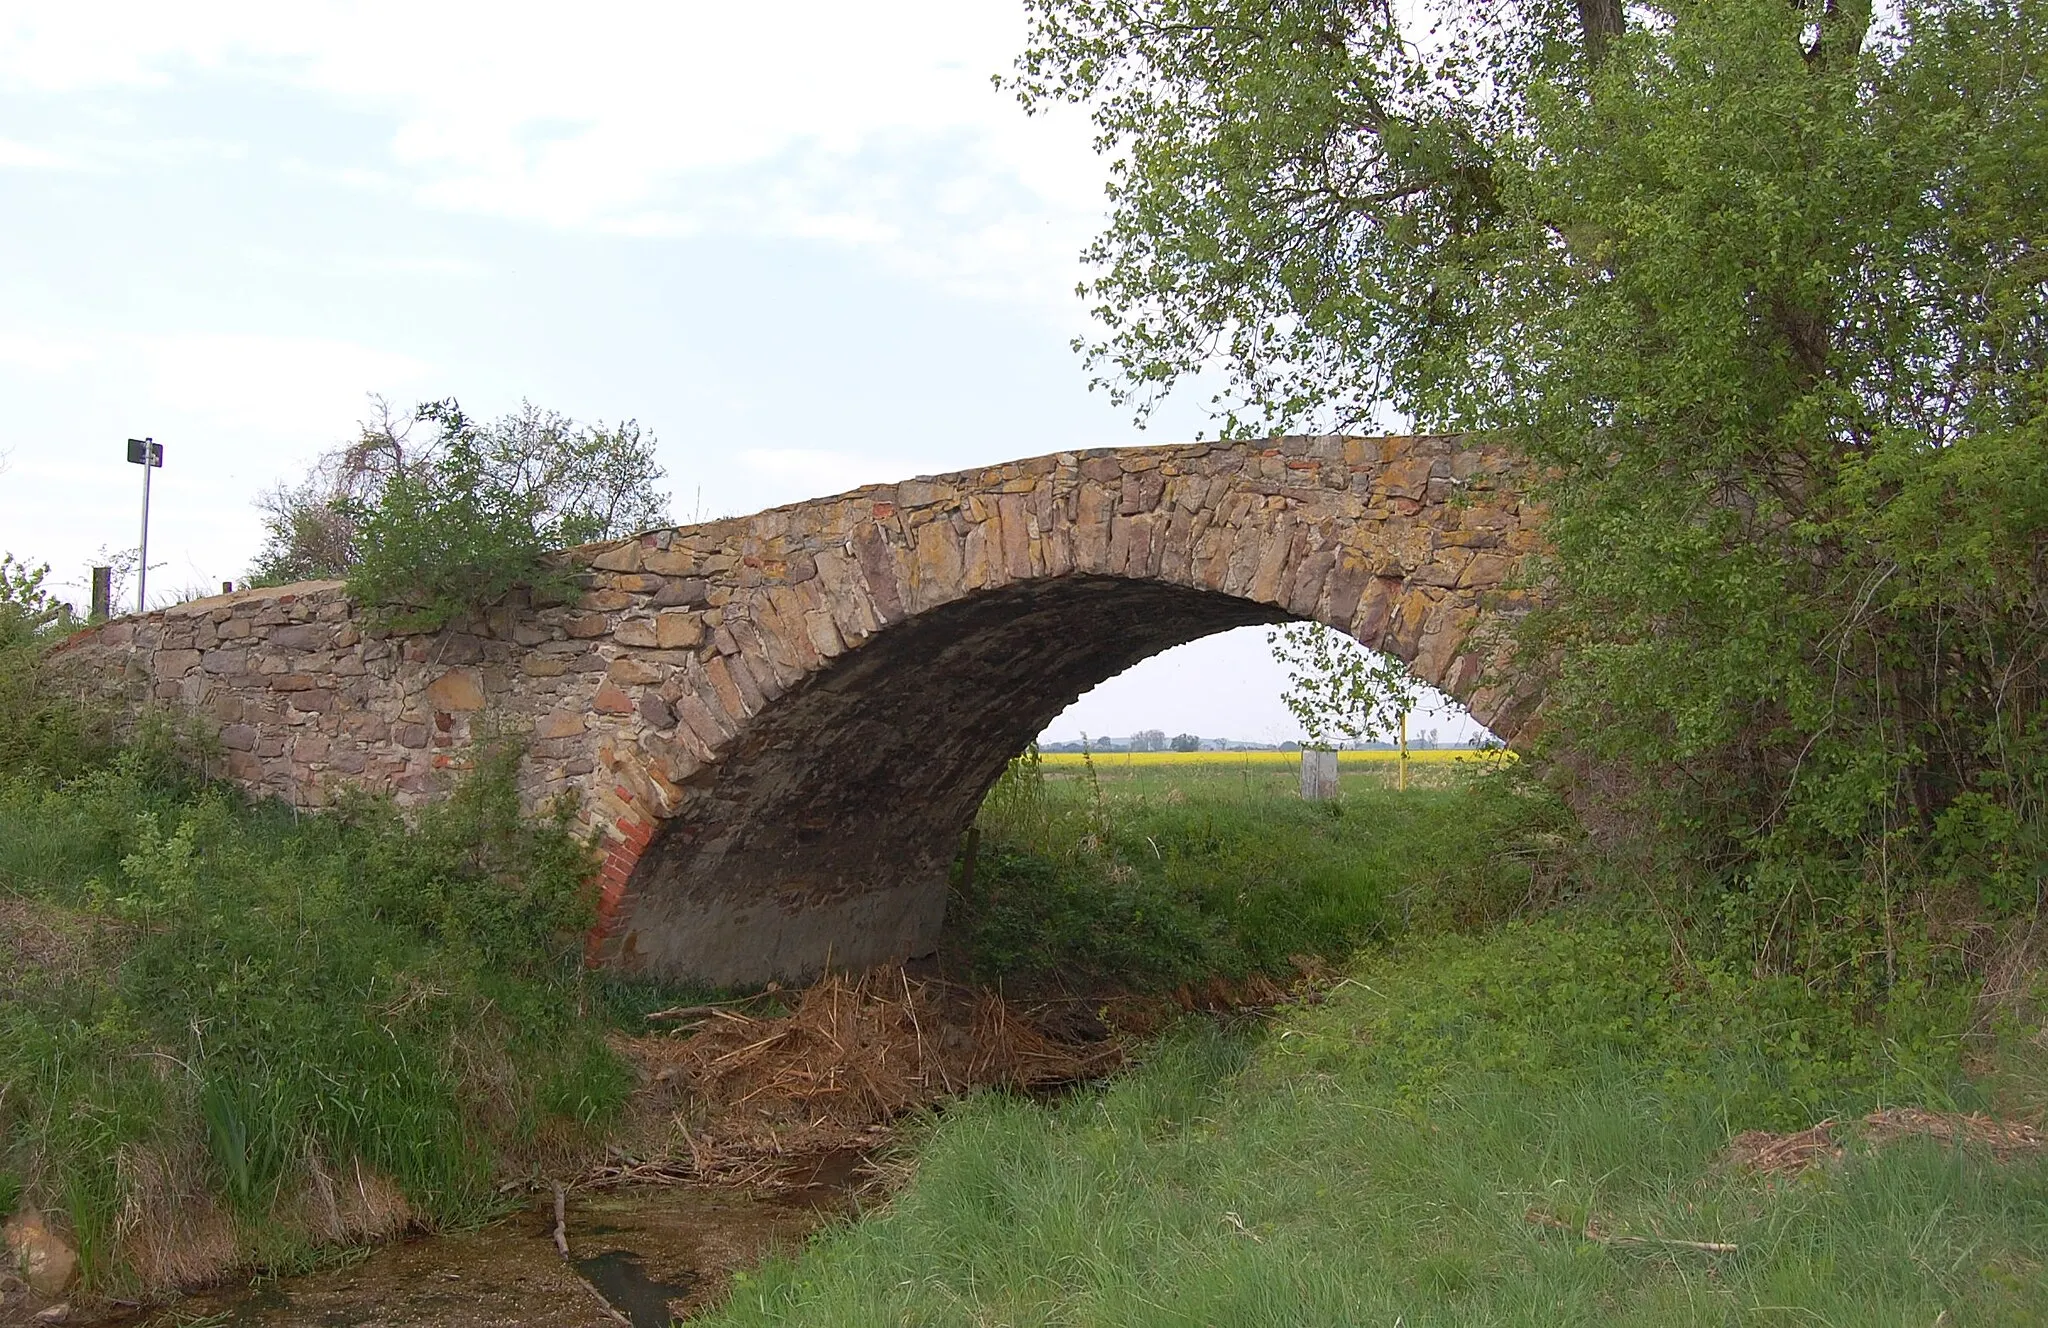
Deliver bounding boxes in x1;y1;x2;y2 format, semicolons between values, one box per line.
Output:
1015;1;2048;967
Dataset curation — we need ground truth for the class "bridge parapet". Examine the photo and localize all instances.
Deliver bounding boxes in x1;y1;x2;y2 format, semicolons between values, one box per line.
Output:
55;434;1542;983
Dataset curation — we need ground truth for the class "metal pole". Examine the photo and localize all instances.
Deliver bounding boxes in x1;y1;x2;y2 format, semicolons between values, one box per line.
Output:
137;437;153;615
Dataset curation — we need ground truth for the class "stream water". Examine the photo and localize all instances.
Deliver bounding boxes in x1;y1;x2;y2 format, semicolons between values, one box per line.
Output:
115;1168;859;1328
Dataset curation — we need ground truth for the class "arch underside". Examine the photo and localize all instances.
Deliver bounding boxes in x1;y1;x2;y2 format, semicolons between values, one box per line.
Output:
601;575;1296;982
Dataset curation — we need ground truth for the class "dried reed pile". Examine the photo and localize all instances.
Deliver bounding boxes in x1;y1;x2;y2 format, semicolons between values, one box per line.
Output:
609;967;1126;1186
1728;1107;2046;1177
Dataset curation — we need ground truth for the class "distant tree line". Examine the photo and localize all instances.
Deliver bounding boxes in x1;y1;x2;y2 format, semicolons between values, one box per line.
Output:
1036;729;1494;754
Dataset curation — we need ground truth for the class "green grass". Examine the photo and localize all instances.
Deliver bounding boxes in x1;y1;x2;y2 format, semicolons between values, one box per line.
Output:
947;748;1568;986
0;731;639;1291
9;714;2042;1325
696;755;2048;1327
701;920;2048;1327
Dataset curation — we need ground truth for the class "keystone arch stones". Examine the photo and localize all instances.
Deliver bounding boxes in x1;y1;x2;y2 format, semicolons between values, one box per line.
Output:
56;434;1544;985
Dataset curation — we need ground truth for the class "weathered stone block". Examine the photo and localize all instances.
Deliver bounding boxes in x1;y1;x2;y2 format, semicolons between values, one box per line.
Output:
655;610;703;649
613;618;660;648
590;541;643;573
643;548;696;575
651;577;710;608
608;657;664;686
268;624;329;652
536;710;586;739
343;714;390;742
425;669;485;712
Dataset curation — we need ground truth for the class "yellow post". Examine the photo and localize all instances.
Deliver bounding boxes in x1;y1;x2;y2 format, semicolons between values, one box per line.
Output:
1398;711;1408;792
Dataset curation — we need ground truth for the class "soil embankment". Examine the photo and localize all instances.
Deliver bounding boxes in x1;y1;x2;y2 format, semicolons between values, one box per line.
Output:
11;965;1290;1327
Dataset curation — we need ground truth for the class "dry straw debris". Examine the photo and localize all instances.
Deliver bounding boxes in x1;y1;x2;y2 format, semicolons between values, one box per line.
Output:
607;966;1127;1186
1728;1109;2046;1178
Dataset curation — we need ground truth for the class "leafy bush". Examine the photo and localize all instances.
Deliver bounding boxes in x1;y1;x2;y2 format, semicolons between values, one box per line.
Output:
0;554;115;779
247;397;672;630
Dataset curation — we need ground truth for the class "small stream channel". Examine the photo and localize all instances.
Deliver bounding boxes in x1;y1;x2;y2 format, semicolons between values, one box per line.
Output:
114;1164;862;1328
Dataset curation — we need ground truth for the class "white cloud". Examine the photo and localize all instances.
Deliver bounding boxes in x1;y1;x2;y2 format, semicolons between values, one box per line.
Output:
0;135;84;169
0;331;94;372
140;333;432;433
0;1;1108;311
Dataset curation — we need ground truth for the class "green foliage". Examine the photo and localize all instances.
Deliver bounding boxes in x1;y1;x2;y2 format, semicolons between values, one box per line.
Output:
1268;622;1418;748
349;456;567;632
0;737;623;1288
248;397;671;630
698;919;2039;1328
0;554;73;643
0;554;113;780
1012;0;2048;981
1323;918;1970;1126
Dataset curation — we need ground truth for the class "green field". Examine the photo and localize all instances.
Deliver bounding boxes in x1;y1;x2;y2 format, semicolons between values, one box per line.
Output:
945;749;1551;986
1036;747;1497;796
699;755;2048;1328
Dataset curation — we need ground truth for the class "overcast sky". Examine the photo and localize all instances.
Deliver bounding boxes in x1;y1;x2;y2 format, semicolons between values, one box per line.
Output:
0;1;1481;746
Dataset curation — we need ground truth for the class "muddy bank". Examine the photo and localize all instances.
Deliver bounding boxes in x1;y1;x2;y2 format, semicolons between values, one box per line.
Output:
100;1181;852;1328
5;964;1302;1326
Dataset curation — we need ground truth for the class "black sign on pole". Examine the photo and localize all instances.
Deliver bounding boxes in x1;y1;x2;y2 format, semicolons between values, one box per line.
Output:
127;437;162;614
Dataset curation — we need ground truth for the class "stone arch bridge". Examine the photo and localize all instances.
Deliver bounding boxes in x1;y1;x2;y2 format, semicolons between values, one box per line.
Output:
58;434;1542;984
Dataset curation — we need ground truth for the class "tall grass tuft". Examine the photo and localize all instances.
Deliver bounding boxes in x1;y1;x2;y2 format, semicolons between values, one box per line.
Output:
0;733;631;1291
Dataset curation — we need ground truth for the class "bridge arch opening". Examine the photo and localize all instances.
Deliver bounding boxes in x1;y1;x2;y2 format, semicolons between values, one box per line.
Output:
601;573;1483;984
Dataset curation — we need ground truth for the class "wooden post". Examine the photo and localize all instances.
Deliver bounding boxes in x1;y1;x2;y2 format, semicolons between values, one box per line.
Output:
89;566;112;620
1398;712;1409;792
957;825;981;892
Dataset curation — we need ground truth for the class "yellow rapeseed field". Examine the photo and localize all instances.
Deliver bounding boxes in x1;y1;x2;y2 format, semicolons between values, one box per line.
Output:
1037;748;1499;767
